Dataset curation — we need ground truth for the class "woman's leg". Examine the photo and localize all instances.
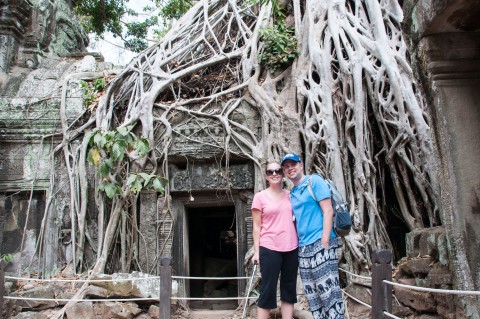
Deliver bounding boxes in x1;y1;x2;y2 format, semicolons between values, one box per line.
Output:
280;301;294;319
279;248;298;319
257;247;282;311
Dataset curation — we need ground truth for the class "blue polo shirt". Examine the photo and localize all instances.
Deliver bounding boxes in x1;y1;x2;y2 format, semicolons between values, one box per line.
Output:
290;174;336;246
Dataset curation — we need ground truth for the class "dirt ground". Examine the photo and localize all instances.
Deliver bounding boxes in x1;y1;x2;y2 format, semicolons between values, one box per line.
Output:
171;299;371;319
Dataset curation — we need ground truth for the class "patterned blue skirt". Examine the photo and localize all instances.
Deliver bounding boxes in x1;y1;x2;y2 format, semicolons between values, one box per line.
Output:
298;237;344;319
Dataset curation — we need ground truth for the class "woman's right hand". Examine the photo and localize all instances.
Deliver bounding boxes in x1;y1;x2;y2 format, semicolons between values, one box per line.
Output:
252;253;259;265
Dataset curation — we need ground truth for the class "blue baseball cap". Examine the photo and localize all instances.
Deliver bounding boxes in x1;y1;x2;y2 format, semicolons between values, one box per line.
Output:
281;153;302;165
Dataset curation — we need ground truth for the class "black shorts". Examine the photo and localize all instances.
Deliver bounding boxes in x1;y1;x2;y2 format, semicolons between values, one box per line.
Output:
257;246;299;309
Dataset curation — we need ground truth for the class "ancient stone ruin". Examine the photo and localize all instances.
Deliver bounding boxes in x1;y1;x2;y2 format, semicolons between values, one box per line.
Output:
0;0;479;318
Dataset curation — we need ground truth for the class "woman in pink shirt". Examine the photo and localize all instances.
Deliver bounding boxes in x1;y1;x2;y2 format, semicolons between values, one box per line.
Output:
251;162;299;319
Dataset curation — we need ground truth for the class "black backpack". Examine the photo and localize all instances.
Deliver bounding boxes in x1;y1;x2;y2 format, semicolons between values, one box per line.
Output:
307;176;352;237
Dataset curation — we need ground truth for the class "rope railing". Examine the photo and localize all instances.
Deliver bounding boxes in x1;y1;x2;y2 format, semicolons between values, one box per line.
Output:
384;280;480;296
339;268;372;281
4;275;161;283
2;252;479;319
0;257;257;318
341;288;372;309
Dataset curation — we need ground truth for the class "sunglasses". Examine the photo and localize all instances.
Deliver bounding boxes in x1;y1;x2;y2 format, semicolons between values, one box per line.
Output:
266;168;283;176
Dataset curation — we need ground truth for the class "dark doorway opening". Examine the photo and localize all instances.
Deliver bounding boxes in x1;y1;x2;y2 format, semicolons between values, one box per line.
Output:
187;205;238;310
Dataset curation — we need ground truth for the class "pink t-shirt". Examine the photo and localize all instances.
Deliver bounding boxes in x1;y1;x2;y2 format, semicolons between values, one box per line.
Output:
251;189;298;252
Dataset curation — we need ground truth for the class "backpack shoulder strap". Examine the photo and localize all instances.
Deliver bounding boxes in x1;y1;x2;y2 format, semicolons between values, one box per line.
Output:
325;179;342;204
306;176;317;202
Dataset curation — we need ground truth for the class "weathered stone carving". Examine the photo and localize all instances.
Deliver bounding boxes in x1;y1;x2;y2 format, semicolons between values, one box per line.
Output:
169;162;254;192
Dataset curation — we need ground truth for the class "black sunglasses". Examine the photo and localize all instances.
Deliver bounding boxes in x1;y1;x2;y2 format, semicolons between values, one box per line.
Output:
266;168;283;176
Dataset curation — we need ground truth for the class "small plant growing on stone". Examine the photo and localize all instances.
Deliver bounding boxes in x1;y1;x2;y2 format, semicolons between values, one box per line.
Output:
80;78;107;110
1;253;13;263
259;19;298;72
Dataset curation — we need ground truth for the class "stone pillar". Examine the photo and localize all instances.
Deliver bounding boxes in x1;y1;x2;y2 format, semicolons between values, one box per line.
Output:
138;191;159;274
418;32;480;314
0;0;32;72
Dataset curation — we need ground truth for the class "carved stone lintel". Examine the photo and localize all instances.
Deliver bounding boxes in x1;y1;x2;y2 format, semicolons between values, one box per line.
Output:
169;162;254;192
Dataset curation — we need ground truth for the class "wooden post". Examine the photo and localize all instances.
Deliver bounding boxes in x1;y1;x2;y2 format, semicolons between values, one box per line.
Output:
0;260;5;318
371;249;392;319
159;256;172;319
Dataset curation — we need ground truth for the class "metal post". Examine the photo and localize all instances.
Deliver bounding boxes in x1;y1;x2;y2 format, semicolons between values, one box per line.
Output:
0;260;5;317
159;256;172;319
371;249;392;319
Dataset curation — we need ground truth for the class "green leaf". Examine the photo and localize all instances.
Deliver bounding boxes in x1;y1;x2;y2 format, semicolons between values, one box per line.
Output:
127;174;137;186
152;177;166;193
111;142;125;161
88;129;99;146
1;253;13;263
104;183;118;199
136;138;150;156
99;161;111;177
117;126;129;136
138;172;152;185
117;125;134;136
93;78;106;90
131;179;143;194
104;158;114;169
94;133;107;148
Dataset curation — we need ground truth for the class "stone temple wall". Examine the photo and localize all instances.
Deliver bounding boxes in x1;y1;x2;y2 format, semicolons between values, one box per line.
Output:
403;0;480;315
0;0;113;275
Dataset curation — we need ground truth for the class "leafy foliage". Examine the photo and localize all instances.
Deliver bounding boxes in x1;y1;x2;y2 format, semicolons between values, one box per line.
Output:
87;126;167;198
74;0;195;52
259;19;298;72
75;0;127;36
159;0;194;22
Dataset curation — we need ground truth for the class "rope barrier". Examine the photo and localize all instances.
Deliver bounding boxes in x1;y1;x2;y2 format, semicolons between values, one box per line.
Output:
4;295;257;302
172;275;257;280
339;268;372;281
172;296;256;301
5;275;257;282
4;296;159;302
341;289;403;319
384;280;480;296
5;275;160;283
341;289;371;309
5;269;478;317
382;311;403;319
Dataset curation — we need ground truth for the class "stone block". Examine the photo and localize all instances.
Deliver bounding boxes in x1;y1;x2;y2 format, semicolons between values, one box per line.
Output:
14;286;58;310
94;301;142;319
394;285;436;312
434;294;456;319
148;305;160;319
427;263;452;286
65;301;95;318
405;228;423;257
405;257;434;275
436;232;449;266
416;315;442;319
419;227;445;258
405;227;446;259
12;311;49;319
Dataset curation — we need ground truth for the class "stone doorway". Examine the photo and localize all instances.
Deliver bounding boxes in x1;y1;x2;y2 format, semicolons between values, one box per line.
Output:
187;205;237;310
